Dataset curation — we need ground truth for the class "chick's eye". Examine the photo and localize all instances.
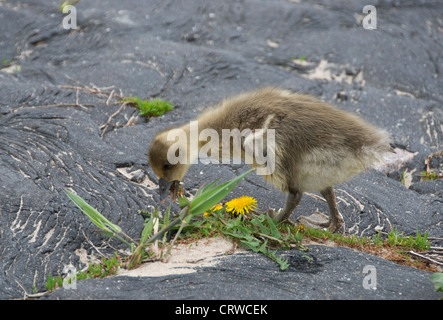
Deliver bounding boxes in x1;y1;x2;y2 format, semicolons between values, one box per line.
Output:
163;162;171;170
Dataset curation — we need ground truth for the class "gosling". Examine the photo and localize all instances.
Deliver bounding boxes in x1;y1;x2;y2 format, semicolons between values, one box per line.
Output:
148;87;391;232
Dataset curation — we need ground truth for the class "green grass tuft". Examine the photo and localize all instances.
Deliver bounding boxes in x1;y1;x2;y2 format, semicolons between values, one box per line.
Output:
122;97;173;117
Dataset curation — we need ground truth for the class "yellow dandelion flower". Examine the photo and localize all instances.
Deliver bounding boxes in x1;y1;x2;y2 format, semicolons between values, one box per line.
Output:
204;203;224;217
297;224;305;233
212;203;223;211
225;196;257;215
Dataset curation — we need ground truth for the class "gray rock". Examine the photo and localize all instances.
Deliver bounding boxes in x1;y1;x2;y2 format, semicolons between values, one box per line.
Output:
42;246;441;300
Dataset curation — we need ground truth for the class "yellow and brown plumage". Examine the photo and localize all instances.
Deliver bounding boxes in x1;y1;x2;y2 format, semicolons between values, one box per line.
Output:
148;87;391;232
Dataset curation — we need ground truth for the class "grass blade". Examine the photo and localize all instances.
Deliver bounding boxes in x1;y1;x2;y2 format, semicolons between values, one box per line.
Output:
65;189;138;250
65;189;121;234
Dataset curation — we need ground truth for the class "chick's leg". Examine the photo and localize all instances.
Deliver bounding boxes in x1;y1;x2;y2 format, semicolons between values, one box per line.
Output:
274;190;302;222
321;187;344;232
297;186;344;232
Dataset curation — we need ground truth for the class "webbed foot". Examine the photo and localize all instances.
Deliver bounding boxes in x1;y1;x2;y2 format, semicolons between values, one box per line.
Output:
297;211;344;232
297;187;344;233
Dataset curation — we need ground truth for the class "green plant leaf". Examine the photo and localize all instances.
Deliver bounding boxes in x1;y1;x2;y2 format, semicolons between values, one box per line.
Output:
430;272;443;292
65;190;121;233
195;179;220;197
266;213;281;239
161;205;171;241
98;230;117;238
251;214;268;234
141;215;156;244
178;196;190;209
190;169;254;215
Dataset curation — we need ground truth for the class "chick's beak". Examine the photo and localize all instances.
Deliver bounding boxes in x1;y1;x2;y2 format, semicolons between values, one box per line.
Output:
158;178;180;202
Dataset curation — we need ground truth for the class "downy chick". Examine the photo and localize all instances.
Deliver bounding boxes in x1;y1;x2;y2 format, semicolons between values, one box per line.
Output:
148;87;391;232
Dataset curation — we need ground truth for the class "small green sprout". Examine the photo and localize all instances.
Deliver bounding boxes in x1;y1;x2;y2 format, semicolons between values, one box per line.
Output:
60;0;80;12
45;275;63;292
421;170;439;181
122;97;174;117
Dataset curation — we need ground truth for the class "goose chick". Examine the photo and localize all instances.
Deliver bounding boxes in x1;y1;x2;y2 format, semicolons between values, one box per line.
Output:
148;87;392;232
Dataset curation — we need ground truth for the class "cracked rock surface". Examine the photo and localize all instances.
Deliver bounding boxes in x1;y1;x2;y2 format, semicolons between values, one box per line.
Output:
0;0;442;299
